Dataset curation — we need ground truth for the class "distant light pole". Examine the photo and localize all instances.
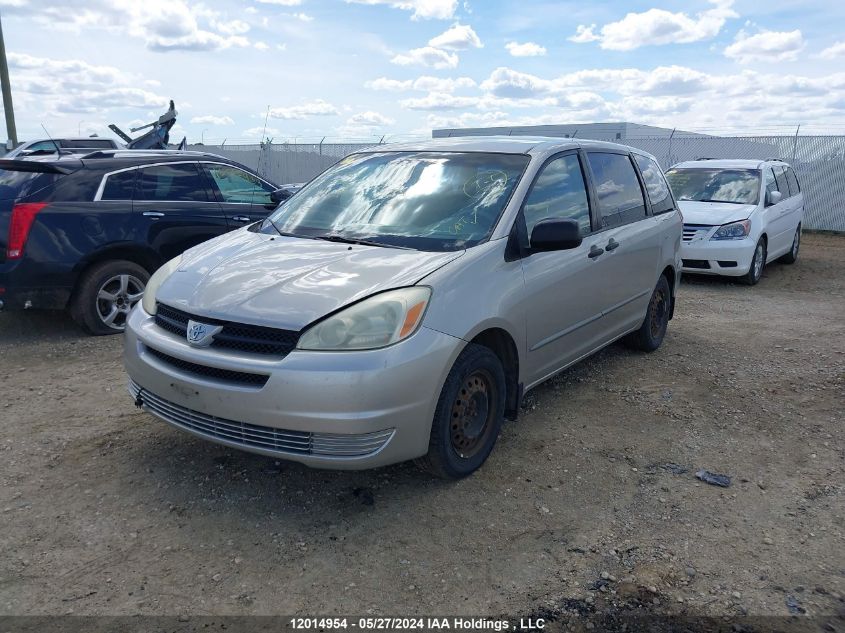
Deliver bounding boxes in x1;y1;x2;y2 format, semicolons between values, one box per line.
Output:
201;128;208;144
0;12;18;147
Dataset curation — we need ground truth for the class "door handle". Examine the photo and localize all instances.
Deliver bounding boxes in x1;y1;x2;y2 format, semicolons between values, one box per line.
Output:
142;211;165;218
588;245;604;259
605;238;620;252
232;215;251;223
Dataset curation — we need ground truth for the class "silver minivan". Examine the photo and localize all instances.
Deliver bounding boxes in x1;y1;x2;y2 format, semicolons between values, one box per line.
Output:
124;137;682;478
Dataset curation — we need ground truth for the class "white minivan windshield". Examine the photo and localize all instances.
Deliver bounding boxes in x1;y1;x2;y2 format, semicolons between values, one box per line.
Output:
665;168;760;205
264;151;529;251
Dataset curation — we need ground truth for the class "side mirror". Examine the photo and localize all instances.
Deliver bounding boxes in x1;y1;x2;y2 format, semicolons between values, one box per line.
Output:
529;218;583;253
766;190;783;206
270;186;299;205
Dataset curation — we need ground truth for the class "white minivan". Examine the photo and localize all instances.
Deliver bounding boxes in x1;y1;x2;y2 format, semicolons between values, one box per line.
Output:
665;159;804;285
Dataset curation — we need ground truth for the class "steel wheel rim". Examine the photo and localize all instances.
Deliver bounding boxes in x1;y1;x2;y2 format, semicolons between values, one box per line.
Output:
649;287;668;339
450;369;497;459
96;274;145;331
753;244;764;280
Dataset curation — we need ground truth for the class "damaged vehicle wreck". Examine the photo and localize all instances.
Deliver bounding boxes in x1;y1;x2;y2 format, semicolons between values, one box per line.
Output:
125;137;682;478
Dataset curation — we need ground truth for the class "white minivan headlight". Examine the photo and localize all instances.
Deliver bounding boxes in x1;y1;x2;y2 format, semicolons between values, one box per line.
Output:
711;220;751;240
141;255;183;316
297;287;431;351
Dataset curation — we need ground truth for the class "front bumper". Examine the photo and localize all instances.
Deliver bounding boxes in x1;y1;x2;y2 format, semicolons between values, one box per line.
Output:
680;238;756;276
123;306;464;470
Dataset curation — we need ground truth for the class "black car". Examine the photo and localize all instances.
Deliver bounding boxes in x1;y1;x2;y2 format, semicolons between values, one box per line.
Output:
0;150;281;334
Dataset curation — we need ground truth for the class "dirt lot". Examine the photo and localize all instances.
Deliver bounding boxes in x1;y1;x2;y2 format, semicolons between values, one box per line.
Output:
0;233;843;623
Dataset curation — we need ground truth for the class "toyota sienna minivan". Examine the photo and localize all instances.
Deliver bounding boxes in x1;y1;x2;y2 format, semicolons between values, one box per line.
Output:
124;137;682;478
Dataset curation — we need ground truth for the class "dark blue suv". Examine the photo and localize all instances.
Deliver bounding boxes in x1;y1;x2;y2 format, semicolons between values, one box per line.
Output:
0;150;280;334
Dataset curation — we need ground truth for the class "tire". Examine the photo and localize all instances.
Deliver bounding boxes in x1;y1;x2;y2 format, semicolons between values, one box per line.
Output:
70;260;150;335
779;224;801;264
625;275;671;352
415;344;507;479
740;238;767;285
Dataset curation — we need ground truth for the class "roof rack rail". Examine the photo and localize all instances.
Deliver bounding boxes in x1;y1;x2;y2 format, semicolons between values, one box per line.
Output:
763;157;788;163
694;157;719;160
80;149;222;160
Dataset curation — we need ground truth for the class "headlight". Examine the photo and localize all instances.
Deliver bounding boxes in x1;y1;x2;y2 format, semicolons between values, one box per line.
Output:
141;255;182;316
711;220;750;240
297;287;431;351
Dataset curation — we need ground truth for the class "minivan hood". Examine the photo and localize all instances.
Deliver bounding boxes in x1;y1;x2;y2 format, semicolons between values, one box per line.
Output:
156;228;463;330
678;200;756;226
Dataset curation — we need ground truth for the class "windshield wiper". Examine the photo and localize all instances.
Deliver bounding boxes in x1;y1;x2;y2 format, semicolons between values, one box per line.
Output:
313;234;411;249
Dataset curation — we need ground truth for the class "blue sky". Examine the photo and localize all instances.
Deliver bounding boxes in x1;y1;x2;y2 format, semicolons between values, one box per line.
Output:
3;0;845;144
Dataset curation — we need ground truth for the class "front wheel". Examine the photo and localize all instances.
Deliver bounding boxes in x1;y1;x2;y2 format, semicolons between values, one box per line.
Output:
740;238;766;285
625;275;671;352
70;260;150;335
415;344;506;479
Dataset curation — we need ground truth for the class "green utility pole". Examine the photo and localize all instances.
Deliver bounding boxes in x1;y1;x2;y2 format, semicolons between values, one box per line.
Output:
0;12;18;148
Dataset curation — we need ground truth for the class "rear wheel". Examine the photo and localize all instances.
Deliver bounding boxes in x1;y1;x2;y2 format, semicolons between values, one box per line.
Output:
415;344;506;479
625;275;671;352
779;224;801;264
741;238;766;285
70;260;149;335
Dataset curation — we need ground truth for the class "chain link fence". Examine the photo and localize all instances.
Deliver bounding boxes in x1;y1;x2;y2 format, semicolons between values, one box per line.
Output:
193;135;845;232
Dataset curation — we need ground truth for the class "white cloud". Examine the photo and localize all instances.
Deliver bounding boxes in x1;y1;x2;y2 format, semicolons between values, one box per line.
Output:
7;52;168;115
344;0;457;20
400;92;479;110
289;12;314;21
213;19;250;35
505;41;546;57
0;0;252;52
254;41;270;50
243;126;281;137
254;0;302;5
428;23;482;50
365;77;414;91
348;111;396;126
391;46;459;69
820;41;845;59
570;0;738;51
725;29;805;63
268;100;339;119
190;115;235;125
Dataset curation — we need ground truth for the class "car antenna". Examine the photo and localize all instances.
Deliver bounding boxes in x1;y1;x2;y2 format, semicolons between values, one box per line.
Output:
40;123;65;155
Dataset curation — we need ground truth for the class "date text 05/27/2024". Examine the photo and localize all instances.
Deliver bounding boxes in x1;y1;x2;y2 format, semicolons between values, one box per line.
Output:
288;618;546;631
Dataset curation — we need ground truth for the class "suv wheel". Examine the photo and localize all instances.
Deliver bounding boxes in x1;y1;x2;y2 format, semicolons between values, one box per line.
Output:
779;224;801;264
741;238;766;285
625;275;671;352
71;260;149;335
415;344;506;479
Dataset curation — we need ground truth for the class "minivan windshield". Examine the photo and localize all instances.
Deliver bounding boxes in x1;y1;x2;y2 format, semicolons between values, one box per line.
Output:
264;151;530;251
665;168;760;205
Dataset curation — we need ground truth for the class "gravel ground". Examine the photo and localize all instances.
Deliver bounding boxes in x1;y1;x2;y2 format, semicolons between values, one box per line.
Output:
0;233;843;624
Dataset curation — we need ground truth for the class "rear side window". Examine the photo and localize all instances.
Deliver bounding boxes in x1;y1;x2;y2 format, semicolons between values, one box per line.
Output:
522;153;591;236
785;167;800;195
772;166;789;197
634;154;674;214
586;152;646;228
100;170;136;200
136;163;209;202
61;139;115;149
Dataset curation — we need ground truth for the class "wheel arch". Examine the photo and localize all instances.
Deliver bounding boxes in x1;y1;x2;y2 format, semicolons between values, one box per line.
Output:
68;244;162;308
469;327;521;420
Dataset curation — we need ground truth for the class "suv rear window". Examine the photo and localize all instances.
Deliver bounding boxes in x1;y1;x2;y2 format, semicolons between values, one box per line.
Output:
61;139;115;149
101;170;137;200
634;154;674;214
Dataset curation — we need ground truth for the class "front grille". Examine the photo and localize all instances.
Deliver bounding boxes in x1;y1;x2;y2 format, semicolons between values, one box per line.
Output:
144;345;269;387
682;259;711;269
155;303;300;356
682;224;712;242
129;380;394;458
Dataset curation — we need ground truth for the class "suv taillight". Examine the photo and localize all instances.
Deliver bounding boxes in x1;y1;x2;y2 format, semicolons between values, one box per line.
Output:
7;202;48;259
